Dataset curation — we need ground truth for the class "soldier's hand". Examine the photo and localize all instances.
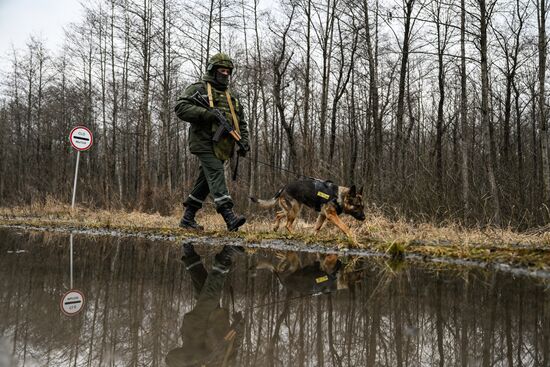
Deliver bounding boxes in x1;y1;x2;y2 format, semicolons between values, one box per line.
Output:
233;311;243;323
202;110;219;126
237;145;249;157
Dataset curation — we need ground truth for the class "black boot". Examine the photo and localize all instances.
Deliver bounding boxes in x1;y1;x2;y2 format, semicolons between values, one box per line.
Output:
214;245;245;268
218;205;246;231
179;205;204;231
181;241;198;259
180;241;201;267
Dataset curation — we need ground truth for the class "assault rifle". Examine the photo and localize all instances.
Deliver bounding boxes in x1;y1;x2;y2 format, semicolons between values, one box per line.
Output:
189;91;248;153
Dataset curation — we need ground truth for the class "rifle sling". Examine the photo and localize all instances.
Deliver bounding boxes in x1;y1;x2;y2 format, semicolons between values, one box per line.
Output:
206;82;214;108
225;90;240;135
206;82;240;136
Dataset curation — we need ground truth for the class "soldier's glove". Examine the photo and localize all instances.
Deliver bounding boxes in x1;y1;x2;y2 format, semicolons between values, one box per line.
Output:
237;144;249;157
232;311;243;325
202;109;219;127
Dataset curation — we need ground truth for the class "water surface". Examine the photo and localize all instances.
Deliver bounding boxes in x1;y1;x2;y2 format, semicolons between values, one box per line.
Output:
0;228;549;366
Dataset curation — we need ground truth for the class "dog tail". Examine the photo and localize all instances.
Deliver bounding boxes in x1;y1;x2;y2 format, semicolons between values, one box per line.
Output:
249;187;284;209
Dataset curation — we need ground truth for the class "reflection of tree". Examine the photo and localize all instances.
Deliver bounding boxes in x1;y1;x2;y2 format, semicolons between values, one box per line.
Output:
267;292;290;367
1;229;550;366
327;294;342;367
482;273;498;367
460;273;470;367
316;297;324;367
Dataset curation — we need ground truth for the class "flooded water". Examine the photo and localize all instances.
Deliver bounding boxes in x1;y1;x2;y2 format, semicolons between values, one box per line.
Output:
0;228;549;367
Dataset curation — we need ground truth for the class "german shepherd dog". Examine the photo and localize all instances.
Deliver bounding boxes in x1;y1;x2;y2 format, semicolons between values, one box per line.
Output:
254;251;349;293
250;179;366;243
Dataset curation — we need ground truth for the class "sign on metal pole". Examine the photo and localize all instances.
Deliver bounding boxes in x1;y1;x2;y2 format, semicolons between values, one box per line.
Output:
70;126;93;151
60;289;85;317
69;126;93;209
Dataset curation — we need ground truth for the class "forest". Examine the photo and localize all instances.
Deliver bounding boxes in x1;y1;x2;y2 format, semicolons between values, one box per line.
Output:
0;0;549;229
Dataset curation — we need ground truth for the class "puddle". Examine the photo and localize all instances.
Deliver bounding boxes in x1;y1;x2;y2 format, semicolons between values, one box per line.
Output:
0;228;549;366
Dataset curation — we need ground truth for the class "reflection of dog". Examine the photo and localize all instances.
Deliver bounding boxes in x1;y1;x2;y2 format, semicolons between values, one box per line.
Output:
250;179;366;241
255;252;349;294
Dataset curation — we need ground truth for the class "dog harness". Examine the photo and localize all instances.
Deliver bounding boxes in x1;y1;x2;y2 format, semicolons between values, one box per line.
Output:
281;260;343;295
312;180;343;214
282;178;344;214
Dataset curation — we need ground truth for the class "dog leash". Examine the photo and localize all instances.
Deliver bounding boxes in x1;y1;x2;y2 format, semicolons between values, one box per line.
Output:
241;156;323;181
246;288;335;311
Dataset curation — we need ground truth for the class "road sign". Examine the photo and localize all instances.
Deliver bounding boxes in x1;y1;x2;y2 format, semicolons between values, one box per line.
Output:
69;126;93;208
60;290;85;316
69;126;93;151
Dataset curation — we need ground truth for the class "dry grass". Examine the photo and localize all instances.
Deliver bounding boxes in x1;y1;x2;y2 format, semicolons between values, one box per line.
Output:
356;209;548;248
1;199;549;269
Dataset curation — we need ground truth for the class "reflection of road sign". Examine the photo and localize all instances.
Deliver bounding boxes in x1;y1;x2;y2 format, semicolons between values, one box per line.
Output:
69;126;93;151
60;290;85;316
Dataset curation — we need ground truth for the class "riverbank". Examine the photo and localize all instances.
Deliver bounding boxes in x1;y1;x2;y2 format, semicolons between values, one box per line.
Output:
1;201;549;271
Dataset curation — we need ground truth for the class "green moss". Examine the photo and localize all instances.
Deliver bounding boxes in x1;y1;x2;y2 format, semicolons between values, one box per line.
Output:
386;241;406;261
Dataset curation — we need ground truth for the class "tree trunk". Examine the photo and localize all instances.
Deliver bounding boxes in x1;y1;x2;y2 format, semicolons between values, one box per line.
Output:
435;0;449;194
479;0;501;225
319;0;336;164
303;0;312;167
363;0;381;187
111;0;121;201
395;0;415;176
537;0;549;204
138;0;153;208
161;0;172;194
329;20;357;165
272;6;298;172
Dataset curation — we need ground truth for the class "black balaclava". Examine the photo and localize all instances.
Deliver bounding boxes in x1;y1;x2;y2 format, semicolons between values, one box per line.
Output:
213;68;230;88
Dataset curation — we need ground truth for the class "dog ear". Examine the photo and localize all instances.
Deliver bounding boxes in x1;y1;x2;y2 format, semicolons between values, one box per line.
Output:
349;185;356;196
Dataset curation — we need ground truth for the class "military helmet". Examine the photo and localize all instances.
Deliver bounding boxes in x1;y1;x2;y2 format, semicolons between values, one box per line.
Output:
206;52;234;73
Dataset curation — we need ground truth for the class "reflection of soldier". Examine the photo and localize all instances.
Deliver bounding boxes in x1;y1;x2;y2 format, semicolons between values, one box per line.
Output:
166;243;244;367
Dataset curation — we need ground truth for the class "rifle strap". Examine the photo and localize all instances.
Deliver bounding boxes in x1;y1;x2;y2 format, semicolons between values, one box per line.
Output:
225;91;240;134
206;82;214;108
207;82;240;135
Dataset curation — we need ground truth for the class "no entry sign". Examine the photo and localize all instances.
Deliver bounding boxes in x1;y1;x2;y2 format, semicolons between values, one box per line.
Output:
60;289;85;316
69;126;93;151
69;126;93;209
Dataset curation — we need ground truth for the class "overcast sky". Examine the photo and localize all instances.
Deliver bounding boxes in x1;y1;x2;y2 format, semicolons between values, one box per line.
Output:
0;0;83;67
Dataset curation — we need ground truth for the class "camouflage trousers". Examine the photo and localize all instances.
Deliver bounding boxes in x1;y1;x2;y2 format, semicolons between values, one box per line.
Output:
184;152;233;211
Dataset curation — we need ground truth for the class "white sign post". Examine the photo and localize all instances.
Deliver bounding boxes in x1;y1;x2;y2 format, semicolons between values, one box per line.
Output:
69;126;93;209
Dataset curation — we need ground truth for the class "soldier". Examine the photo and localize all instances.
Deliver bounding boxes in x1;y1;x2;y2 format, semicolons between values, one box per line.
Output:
175;53;249;231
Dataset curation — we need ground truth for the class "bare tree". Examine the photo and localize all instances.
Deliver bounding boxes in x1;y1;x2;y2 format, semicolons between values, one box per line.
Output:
536;0;549;204
478;0;501;224
395;0;416;175
271;4;299;172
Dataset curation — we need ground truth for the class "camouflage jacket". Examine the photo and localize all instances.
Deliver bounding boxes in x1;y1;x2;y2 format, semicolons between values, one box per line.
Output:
174;75;249;161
